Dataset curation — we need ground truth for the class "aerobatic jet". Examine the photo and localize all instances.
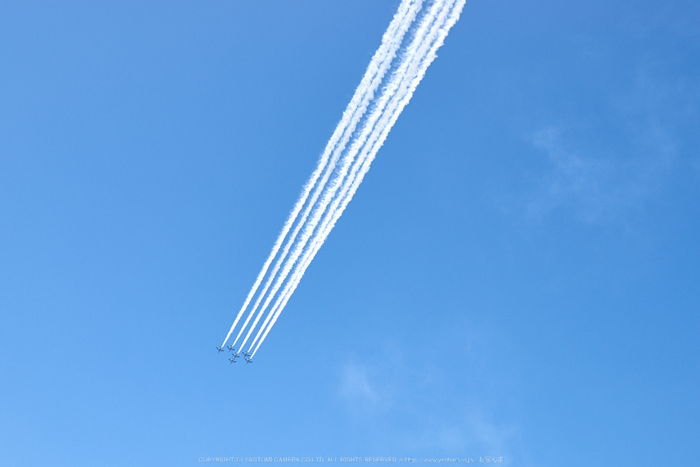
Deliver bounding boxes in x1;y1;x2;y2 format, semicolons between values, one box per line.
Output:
216;346;224;353
229;356;237;363
243;351;251;358
227;345;236;352
245;357;253;364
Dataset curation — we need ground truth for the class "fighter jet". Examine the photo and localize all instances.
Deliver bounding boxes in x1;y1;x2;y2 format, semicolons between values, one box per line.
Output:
227;345;236;352
245;356;253;364
216;346;224;353
243;351;251;358
229;356;238;363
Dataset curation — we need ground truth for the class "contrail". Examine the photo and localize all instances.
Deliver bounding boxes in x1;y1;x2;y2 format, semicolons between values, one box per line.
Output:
246;0;454;354
220;0;423;349
250;0;466;357
231;0;424;351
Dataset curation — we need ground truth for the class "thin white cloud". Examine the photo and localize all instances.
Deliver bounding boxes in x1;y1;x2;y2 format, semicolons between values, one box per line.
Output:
522;65;700;223
339;362;380;403
409;412;520;463
526;126;622;222
335;329;523;462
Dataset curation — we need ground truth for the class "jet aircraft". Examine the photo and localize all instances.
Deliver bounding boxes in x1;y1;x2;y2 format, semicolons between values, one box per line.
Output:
216;346;224;353
229;356;237;363
227;345;236;352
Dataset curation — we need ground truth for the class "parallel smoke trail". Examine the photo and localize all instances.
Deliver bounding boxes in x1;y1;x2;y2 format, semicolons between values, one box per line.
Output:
233;0;424;351
251;0;466;357
247;0;452;353
221;0;422;348
251;0;467;357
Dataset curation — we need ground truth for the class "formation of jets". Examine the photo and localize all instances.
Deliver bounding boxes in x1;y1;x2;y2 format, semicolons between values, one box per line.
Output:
217;346;252;364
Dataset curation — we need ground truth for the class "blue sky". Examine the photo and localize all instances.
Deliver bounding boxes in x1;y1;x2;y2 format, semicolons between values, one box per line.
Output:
1;1;698;466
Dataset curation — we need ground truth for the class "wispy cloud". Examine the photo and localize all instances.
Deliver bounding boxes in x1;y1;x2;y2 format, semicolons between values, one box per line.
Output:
335;326;522;463
525;125;653;222
339;362;380;403
409;411;520;460
523;66;699;223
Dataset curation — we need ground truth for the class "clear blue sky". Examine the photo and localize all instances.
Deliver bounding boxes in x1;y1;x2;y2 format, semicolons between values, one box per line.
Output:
1;1;698;466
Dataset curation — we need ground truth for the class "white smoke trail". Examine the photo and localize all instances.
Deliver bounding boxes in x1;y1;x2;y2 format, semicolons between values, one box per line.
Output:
241;0;448;354
251;0;466;357
232;0;424;351
249;3;453;354
221;0;423;348
245;0;452;353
